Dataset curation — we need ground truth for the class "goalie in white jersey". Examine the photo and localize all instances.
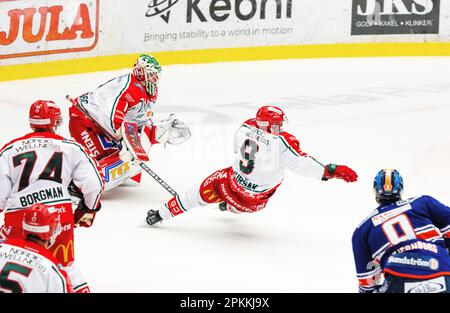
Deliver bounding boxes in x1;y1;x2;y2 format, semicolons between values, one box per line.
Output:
68;54;191;191
0;100;104;293
0;203;72;293
147;106;358;225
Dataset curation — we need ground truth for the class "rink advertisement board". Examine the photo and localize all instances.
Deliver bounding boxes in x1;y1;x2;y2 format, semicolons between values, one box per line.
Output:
351;0;441;35
141;0;295;52
1;0;450;81
0;0;99;59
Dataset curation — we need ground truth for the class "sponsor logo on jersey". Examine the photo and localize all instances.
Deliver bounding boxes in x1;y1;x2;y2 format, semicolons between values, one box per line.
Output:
81;130;100;158
387;255;440;270
404;276;447;293
145;0;292;24
2;246;46;272
246;128;270;146
351;0;440;35
0;0;99;59
203;170;228;187
19;187;64;207
15;139;61;153
52;240;74;264
371;204;412;226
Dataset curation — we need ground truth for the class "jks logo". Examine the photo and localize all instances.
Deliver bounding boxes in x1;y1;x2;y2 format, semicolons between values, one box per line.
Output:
146;0;292;24
0;0;99;59
351;0;440;35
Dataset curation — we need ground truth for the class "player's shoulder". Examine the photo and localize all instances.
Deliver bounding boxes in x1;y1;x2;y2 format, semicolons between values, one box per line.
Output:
124;75;151;103
242;118;258;129
280;131;300;145
60;137;95;157
0;132;65;155
410;195;445;208
355;208;380;231
4;238;60;265
279;131;303;155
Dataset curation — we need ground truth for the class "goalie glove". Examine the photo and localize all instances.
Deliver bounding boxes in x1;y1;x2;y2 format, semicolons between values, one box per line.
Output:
323;163;358;182
154;114;191;146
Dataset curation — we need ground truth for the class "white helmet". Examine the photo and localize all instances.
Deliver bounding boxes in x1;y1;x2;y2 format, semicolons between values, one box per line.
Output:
133;54;162;96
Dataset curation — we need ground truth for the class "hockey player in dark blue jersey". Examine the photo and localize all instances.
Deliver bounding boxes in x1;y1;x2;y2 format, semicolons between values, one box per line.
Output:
352;169;450;293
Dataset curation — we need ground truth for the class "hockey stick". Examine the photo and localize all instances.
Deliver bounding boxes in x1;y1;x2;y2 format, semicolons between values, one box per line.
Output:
138;162;177;196
65;95;178;196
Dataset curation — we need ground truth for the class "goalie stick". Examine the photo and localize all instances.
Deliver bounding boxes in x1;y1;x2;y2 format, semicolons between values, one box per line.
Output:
65;95;178;196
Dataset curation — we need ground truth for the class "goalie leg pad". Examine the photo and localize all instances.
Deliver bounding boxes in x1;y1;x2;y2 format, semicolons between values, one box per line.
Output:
98;151;142;191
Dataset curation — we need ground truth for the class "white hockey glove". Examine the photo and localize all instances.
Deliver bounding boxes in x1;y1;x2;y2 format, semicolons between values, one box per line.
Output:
154;114;191;146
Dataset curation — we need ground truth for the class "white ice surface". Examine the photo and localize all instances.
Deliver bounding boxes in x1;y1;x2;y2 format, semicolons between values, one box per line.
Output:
1;57;450;292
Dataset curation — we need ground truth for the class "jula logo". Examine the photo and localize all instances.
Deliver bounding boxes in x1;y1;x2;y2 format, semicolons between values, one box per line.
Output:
146;0;292;24
356;0;434;16
0;0;99;59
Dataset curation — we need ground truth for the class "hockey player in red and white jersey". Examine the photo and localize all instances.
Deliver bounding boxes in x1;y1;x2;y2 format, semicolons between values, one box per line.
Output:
146;106;358;225
0;203;72;293
68;54;191;191
0;100;104;293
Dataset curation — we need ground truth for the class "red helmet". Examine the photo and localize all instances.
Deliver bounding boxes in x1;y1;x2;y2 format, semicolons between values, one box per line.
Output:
29;100;62;133
23;203;61;247
256;106;287;135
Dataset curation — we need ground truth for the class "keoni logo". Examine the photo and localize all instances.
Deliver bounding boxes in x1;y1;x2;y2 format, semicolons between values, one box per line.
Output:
146;0;292;24
146;0;180;23
351;0;440;35
0;0;99;59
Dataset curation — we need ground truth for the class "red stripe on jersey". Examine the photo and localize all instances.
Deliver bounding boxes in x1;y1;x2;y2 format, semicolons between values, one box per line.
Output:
442;229;450;238
384;268;450;280
358;277;376;288
417;229;441;241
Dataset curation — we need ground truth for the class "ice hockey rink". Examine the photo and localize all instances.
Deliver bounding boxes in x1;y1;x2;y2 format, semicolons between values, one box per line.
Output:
1;56;450;293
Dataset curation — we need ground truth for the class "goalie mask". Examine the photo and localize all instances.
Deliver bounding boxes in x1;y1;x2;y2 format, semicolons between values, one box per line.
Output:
256;106;287;135
133;54;161;96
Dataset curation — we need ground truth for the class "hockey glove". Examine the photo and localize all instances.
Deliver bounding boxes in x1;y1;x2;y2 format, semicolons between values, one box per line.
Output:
74;201;101;228
323;163;358;182
154;114;191;146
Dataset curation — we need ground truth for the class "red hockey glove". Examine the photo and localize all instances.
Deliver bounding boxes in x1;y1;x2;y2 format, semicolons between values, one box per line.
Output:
74;201;101;228
323;163;358;182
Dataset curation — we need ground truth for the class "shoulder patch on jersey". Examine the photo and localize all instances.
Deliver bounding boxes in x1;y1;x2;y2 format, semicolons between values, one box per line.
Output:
371;204;413;226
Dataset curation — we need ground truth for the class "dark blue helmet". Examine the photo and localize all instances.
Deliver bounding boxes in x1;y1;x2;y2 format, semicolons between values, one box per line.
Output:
373;169;404;204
